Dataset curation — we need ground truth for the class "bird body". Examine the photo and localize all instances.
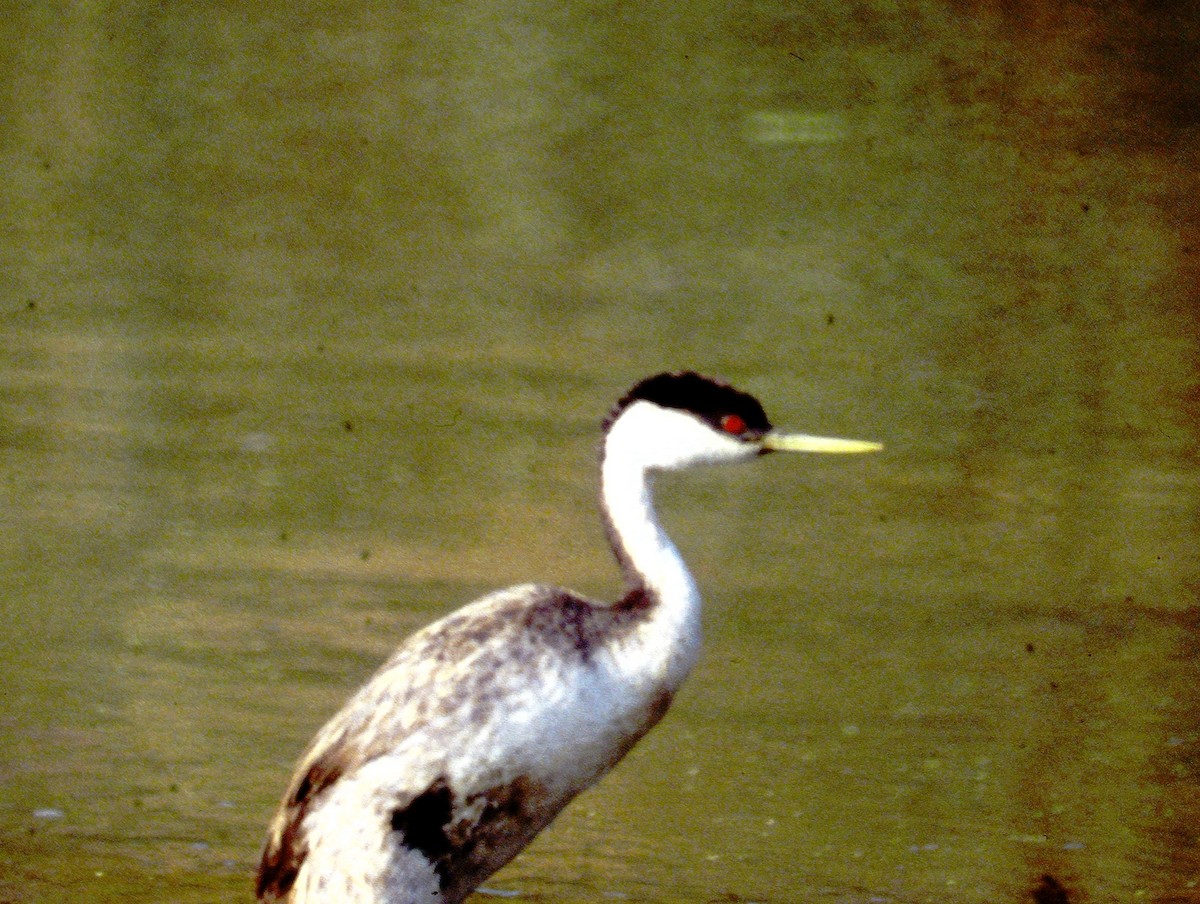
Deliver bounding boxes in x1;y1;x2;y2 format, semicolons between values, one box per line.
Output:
256;372;880;903
258;585;679;904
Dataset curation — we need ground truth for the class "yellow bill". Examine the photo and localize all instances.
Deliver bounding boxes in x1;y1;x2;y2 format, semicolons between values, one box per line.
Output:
762;432;883;454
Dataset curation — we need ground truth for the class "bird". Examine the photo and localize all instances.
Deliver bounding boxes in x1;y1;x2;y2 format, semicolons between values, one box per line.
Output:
255;370;881;904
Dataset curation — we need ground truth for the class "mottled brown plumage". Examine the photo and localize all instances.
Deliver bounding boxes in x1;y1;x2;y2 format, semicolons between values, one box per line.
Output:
257;584;663;903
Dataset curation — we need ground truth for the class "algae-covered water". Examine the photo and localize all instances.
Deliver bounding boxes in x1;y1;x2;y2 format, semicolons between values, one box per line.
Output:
1;3;1197;902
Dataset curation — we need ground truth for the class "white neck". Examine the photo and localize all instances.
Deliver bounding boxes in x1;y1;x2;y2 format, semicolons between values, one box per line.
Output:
599;406;705;686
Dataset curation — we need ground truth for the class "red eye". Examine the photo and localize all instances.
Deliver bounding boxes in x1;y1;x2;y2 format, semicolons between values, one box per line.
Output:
720;414;746;435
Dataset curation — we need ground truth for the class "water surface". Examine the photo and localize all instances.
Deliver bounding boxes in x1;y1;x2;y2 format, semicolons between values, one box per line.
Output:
1;2;1197;902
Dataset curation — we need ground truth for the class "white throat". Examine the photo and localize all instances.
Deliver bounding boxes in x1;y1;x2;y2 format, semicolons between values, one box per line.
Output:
599;404;728;685
601;448;698;607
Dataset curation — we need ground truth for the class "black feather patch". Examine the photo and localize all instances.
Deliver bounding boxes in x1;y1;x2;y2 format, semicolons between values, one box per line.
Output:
605;371;772;435
391;777;456;876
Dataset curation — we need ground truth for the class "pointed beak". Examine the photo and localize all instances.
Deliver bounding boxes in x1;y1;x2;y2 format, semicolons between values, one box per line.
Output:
760;432;883;454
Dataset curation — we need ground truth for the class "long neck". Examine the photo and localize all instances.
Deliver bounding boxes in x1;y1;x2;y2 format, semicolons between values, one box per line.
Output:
599;433;702;685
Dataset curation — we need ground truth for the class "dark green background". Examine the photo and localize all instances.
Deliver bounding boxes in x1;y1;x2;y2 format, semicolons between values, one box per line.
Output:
1;2;1197;901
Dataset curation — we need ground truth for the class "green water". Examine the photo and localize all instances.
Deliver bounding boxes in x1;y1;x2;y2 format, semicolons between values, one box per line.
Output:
2;2;1197;902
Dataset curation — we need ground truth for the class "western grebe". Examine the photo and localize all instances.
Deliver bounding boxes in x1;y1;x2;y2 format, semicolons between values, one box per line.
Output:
256;371;880;903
